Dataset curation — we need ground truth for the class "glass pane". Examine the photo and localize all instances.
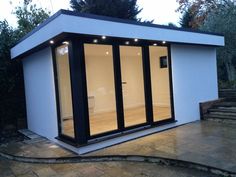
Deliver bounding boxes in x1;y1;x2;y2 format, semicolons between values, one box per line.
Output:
120;46;146;127
149;46;172;122
55;44;75;137
84;44;118;135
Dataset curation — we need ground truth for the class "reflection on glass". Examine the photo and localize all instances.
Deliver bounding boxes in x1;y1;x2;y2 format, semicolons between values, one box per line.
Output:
84;44;118;135
120;46;146;127
55;44;75;137
149;46;172;122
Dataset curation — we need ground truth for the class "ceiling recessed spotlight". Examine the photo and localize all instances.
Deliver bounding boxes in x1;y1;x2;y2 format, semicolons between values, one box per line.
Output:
93;39;98;43
102;36;106;40
153;43;157;46
125;41;130;45
134;38;138;42
137;52;141;56
62;41;69;45
49;40;54;44
162;41;166;44
106;51;109;55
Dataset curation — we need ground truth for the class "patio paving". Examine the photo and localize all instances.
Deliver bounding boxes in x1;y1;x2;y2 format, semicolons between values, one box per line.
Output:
0;120;236;176
91;120;236;172
0;157;218;177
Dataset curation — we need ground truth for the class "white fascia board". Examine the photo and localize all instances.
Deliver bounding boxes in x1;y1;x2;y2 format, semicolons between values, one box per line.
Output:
11;16;64;59
11;13;225;59
62;14;224;46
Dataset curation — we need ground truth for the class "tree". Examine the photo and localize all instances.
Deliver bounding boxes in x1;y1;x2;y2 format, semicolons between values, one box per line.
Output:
201;2;236;88
13;0;50;38
167;22;178;28
0;21;16;130
70;0;142;21
179;8;196;28
0;0;49;140
177;0;234;28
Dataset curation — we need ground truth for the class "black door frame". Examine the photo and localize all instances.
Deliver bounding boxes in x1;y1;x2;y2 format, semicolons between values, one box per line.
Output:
52;41;79;145
52;34;175;145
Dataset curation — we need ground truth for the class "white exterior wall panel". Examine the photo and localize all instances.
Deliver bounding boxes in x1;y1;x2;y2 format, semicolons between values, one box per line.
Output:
22;47;58;139
171;45;218;123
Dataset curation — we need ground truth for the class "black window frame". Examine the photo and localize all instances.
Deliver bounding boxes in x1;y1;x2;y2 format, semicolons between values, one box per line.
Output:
52;40;78;145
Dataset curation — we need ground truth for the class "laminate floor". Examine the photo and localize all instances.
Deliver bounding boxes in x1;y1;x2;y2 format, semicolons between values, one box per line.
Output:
62;106;171;137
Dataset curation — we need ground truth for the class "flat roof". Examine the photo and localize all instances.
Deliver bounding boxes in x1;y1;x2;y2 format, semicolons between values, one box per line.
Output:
11;9;225;59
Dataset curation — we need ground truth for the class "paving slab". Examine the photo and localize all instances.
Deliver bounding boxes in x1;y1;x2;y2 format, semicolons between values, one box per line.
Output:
0;139;73;158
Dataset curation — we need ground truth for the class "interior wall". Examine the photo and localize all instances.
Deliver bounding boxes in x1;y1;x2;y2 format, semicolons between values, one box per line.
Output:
85;45;146;114
85;55;116;113
85;44;116;114
85;45;172;113
120;46;145;109
22;47;58;139
171;44;218;123
149;46;170;107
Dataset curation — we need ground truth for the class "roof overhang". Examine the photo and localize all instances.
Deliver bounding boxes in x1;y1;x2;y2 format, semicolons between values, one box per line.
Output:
11;9;225;60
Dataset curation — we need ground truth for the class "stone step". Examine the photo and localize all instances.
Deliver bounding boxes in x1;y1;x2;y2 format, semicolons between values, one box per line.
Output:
205;117;236;124
219;89;236;95
220;92;236;96
214;102;236;107
219;92;236;96
209;107;236;113
204;113;236;120
208;111;236;117
18;129;46;144
18;129;41;139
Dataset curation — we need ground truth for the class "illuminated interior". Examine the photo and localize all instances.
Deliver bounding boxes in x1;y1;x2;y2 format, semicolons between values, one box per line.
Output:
120;46;146;127
84;44;118;135
55;44;75;137
54;39;172;138
149;46;172;121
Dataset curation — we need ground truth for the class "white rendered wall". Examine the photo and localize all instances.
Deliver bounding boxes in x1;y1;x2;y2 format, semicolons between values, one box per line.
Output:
171;45;218;123
23;47;58;139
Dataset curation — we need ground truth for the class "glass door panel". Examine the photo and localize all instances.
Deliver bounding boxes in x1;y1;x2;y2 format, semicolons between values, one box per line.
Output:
149;46;172;122
84;44;118;135
55;44;75;137
120;46;146;127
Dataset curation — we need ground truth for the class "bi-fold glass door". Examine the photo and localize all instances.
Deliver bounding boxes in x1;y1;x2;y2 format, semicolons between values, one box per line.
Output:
54;38;174;143
84;44;118;136
119;46;147;127
149;46;172;122
83;44;148;136
81;43;173;137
